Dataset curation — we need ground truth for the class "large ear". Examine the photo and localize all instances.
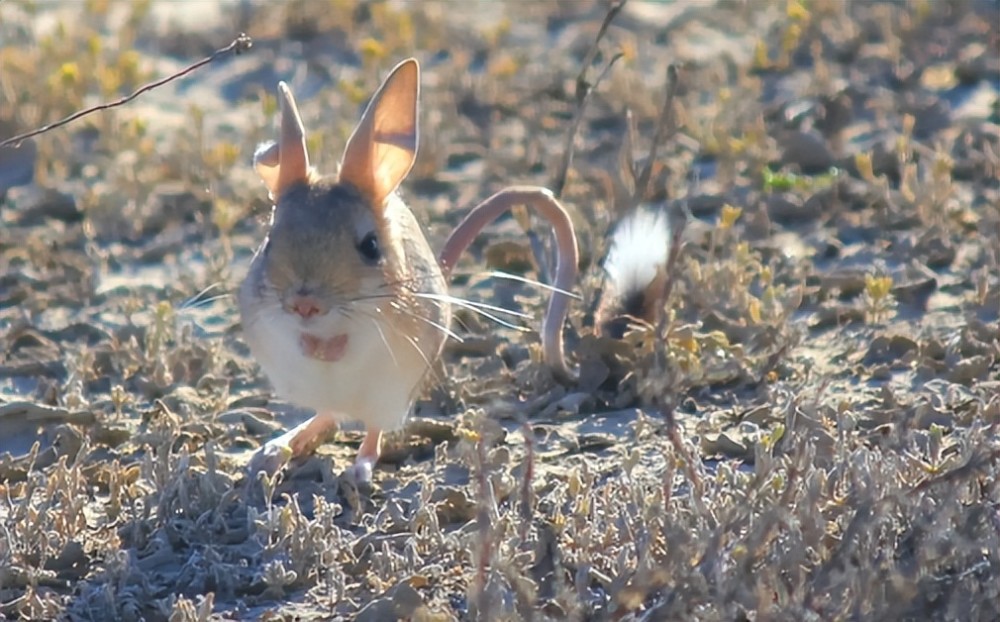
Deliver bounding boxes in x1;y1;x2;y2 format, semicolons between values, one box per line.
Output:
253;81;311;200
338;58;419;208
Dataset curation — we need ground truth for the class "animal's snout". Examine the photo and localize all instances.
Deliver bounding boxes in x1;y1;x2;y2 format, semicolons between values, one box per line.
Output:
289;295;322;319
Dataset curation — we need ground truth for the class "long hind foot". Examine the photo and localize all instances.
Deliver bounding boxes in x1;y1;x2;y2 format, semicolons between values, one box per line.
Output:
247;413;340;478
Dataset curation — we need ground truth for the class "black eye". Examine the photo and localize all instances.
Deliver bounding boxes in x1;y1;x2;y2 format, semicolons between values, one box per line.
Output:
357;232;380;264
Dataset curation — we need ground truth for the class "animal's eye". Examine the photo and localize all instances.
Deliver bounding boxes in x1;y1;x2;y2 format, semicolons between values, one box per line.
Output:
357;231;380;264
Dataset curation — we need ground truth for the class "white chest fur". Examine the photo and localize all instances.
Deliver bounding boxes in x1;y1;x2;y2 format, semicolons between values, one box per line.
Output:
239;301;428;431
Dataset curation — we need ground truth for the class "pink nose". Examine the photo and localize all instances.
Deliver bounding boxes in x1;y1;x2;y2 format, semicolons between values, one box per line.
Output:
290;297;321;319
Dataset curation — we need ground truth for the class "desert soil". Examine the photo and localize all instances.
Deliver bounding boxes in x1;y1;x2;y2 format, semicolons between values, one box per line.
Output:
1;1;998;621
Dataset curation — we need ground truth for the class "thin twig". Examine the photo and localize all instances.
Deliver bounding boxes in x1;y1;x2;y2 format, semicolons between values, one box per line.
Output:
662;398;702;493
0;34;253;149
644;123;698;334
473;436;493;619
576;1;628;90
539;1;626;290
630;64;680;211
519;418;535;547
653;214;687;339
551;0;629;199
519;419;536;622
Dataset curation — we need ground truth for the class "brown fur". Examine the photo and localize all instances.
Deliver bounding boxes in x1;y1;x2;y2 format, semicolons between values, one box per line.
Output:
238;58;450;478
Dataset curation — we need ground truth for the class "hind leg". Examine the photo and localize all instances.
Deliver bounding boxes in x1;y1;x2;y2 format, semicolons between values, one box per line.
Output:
344;428;382;485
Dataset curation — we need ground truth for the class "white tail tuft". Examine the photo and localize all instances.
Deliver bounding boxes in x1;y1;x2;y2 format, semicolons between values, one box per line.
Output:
603;205;671;299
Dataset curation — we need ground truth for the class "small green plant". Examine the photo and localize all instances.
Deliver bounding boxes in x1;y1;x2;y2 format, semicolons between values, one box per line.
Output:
863;272;896;323
762;166;840;192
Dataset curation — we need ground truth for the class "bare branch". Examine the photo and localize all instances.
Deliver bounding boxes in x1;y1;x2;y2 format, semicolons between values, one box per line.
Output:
519;417;535;547
654;211;686;339
631;63;680;211
578;1;628;99
551;0;628;198
617;107;638;206
0;34;253;149
472;435;494;617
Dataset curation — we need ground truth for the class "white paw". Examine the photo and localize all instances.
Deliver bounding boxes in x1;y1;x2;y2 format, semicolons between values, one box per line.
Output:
343;459;374;486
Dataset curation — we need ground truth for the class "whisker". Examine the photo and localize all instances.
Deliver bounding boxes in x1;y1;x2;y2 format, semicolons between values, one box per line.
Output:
487;270;582;299
373;273;446;293
389;300;465;343
180;282;232;310
369;315;399;368
402;331;432;369
194;280;227;297
461;311;529;332
400;332;437;382
412;291;532;319
414;293;530;333
350;277;537;333
356;306;437;373
181;293;232;310
366;266;580;302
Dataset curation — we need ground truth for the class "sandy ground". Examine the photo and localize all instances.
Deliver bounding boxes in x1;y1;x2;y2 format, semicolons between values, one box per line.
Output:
1;0;998;620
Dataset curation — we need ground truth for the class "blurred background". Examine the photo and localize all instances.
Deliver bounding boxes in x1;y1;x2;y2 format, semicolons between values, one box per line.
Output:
0;1;998;620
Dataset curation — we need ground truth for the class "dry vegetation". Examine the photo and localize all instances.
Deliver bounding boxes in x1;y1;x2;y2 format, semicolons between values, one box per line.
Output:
1;0;999;620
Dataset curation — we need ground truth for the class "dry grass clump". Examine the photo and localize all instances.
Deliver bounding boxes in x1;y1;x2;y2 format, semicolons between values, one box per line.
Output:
1;0;999;620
